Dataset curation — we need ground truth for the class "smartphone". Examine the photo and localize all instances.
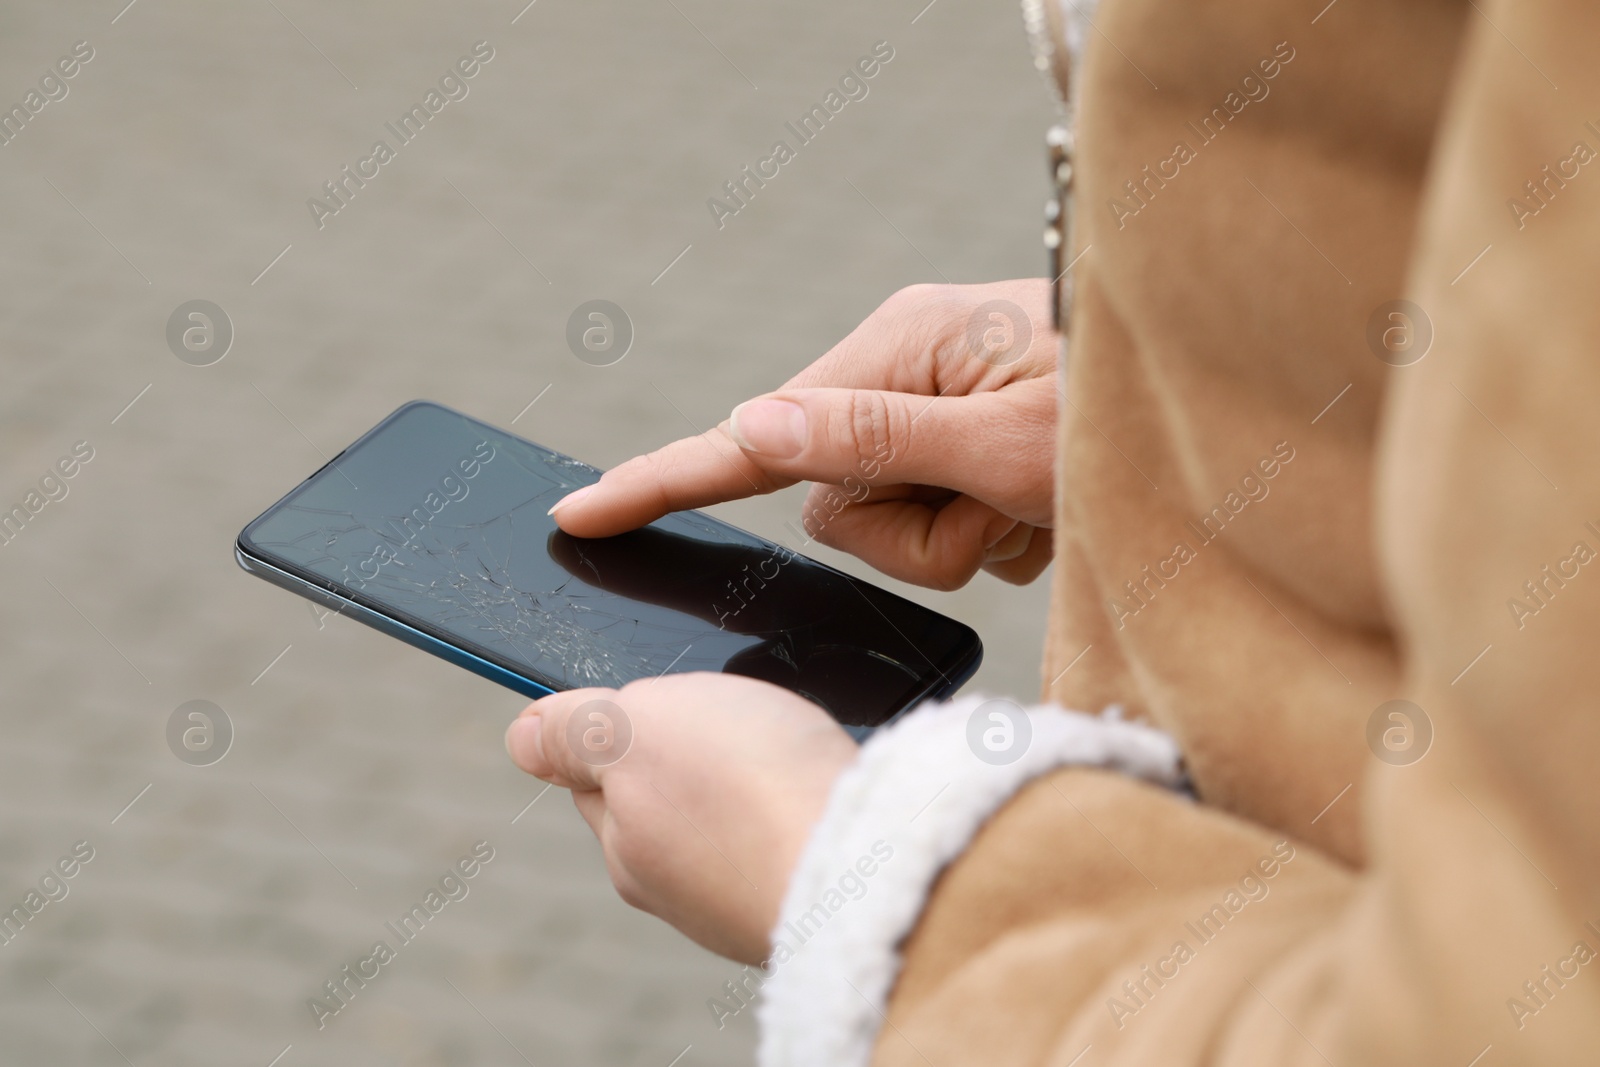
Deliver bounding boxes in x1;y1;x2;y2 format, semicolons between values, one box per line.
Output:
236;401;982;732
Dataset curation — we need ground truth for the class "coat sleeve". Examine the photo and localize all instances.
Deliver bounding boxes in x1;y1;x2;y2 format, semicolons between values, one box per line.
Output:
754;694;1190;1066
765;2;1600;1064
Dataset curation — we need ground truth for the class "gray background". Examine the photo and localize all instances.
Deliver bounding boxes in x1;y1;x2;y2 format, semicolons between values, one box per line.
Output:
0;2;1055;1064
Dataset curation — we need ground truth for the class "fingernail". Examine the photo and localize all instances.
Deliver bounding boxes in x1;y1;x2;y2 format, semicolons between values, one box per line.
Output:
548;484;595;516
728;398;806;458
505;715;545;771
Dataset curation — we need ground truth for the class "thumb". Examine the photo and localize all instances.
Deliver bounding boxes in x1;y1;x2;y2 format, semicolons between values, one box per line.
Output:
505;689;632;790
727;384;1053;519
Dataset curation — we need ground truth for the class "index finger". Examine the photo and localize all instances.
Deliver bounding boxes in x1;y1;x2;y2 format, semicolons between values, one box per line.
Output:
549;284;963;538
550;424;793;538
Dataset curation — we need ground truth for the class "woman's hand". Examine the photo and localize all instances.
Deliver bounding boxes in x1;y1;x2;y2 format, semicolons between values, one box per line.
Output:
504;673;857;964
551;279;1058;590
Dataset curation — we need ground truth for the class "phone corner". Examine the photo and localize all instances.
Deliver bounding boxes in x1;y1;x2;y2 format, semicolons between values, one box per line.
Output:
389;398;452;421
233;538;260;573
944;632;985;695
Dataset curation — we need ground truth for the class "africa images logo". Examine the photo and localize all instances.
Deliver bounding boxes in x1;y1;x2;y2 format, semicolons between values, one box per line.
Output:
0;40;95;148
307;42;495;230
306;841;496;1029
706;41;895;230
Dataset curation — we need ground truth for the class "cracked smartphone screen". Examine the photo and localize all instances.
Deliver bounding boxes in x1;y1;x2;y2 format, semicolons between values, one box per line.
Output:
238;402;981;728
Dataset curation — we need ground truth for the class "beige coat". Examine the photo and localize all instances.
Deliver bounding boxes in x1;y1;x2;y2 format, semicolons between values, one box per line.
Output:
881;0;1600;1062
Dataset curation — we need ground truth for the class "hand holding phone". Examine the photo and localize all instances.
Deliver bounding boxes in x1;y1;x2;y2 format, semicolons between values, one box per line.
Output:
504;671;858;964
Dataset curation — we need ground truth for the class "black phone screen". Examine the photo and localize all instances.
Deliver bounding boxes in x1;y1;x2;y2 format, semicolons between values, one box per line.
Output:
237;402;981;727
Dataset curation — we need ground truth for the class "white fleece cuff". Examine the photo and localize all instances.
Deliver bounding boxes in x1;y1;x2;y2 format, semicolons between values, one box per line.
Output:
756;694;1184;1067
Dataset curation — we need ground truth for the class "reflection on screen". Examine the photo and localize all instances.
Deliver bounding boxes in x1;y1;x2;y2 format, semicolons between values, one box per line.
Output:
242;403;976;725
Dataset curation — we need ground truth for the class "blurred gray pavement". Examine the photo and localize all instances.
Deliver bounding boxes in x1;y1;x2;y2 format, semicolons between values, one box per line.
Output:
0;2;1057;1064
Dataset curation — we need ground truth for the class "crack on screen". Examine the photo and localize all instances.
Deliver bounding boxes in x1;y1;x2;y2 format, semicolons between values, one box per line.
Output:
244;409;959;724
367;509;674;689
252;468;755;690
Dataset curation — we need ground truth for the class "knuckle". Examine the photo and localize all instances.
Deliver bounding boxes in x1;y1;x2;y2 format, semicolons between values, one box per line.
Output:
805;510;841;546
909;566;963;592
880;283;934;315
913;535;980;592
843;389;895;464
538;706;570;766
879;284;960;343
1007;562;1047;585
929;564;975;592
643;445;699;492
800;485;851;543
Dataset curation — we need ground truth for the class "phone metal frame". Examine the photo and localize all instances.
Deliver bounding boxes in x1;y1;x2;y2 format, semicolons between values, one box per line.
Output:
235;546;558;699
